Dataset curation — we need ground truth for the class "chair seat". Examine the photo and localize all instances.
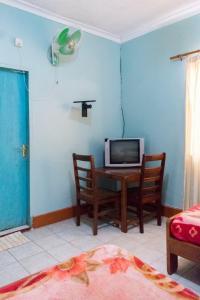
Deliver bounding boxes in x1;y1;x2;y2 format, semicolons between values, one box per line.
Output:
80;188;120;203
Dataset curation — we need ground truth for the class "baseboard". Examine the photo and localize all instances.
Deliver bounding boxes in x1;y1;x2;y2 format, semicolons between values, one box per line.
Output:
32;206;76;228
161;205;182;218
32;204;182;228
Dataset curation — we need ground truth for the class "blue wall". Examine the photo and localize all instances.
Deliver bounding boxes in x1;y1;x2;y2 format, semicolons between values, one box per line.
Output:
2;3;200;214
0;4;121;217
121;14;200;209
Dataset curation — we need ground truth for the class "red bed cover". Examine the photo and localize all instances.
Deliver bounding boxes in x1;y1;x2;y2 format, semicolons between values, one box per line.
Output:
171;205;200;246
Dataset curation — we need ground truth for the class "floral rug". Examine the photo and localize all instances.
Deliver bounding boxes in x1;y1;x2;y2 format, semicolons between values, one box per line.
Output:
0;244;199;299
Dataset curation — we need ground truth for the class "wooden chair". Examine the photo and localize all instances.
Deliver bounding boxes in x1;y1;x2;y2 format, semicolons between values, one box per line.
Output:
72;153;120;235
128;153;166;233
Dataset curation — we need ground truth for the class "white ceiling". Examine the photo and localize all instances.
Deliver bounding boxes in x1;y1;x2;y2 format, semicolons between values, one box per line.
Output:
2;0;200;42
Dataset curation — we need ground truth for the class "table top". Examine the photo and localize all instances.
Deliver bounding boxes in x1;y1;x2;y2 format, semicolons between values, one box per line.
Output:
95;167;141;181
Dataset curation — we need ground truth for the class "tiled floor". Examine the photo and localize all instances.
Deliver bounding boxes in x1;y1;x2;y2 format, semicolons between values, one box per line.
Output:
0;217;200;295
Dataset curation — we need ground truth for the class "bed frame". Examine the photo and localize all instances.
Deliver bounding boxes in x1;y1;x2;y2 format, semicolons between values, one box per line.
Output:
166;216;200;274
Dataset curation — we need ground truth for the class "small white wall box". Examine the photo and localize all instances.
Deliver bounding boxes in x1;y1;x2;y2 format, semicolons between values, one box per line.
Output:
15;38;23;48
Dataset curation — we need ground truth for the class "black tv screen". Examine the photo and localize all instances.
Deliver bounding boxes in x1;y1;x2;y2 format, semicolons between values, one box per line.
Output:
110;140;140;164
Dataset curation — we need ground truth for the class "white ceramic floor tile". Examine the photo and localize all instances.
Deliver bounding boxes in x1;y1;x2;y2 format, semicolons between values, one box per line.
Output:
46;220;76;234
169;273;182;282
34;234;67;250
47;243;81;262
72;217;114;235
125;231;160;252
0;262;28;287
8;242;43;260
0;250;16;268
0;217;199;295
78;223;94;234
57;228;91;242
151;257;168;275
107;234;139;253
143;223;166;233
132;244;163;265
70;236;103;251
144;237;166;254
62;218;77;226
23;227;52;241
94;226;122;243
20;252;58;274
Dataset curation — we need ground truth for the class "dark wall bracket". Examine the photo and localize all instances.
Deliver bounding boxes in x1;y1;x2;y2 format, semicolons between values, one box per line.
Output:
73;100;96;117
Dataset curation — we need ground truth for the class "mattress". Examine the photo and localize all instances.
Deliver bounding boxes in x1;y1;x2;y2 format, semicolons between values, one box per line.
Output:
171;205;200;246
0;244;199;300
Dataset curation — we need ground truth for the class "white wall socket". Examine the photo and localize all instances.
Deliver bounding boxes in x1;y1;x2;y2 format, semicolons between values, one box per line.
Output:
15;38;23;48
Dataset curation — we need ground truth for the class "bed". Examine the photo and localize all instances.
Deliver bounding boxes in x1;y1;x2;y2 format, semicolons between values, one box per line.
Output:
0;244;199;300
167;205;200;275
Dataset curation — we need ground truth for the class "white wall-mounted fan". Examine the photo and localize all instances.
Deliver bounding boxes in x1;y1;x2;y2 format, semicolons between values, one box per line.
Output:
50;28;82;66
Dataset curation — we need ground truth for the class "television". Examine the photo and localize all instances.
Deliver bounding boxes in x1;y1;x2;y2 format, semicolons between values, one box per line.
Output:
104;138;144;167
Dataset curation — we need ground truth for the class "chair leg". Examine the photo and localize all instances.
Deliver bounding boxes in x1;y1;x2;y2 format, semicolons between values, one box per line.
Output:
138;204;144;233
157;202;162;226
76;198;81;226
114;200;120;227
93;203;98;236
88;205;93;218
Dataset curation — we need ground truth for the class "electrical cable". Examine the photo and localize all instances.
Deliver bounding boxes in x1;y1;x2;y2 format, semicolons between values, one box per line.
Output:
120;45;125;138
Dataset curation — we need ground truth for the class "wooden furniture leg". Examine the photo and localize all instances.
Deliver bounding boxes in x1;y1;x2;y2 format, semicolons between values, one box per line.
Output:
166;218;178;274
76;198;81;226
167;252;178;275
138;204;144;233
157;201;162;226
121;179;127;233
93;202;98;236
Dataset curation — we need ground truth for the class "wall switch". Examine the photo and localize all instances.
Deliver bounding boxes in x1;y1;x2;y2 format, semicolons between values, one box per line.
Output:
15;38;23;48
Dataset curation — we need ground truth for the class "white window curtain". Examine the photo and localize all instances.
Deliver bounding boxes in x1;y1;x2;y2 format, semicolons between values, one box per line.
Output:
184;55;200;209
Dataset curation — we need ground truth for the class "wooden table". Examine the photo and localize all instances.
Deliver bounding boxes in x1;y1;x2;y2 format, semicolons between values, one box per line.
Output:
95;167;141;233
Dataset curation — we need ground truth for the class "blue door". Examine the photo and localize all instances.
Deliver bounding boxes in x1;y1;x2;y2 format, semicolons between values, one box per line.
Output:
0;68;29;231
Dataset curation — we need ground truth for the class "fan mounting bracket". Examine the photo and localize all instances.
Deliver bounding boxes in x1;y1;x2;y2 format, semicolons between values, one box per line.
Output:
73;100;96;117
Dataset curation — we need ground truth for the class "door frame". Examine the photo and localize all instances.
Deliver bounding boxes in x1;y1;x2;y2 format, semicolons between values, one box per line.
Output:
0;65;30;230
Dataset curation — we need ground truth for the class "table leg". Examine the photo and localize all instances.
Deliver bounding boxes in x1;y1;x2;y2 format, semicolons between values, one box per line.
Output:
121;179;127;233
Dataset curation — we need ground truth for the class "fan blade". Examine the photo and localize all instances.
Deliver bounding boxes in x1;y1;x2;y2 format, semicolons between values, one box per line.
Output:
56;28;70;46
59;46;75;55
52;52;59;65
47;46;59;65
69;30;81;43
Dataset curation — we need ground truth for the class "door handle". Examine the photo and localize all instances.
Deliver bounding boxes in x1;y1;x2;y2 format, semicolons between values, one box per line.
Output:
21;144;28;158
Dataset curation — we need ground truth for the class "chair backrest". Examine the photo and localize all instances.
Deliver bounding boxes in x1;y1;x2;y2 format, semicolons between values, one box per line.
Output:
72;153;96;197
139;153;166;203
